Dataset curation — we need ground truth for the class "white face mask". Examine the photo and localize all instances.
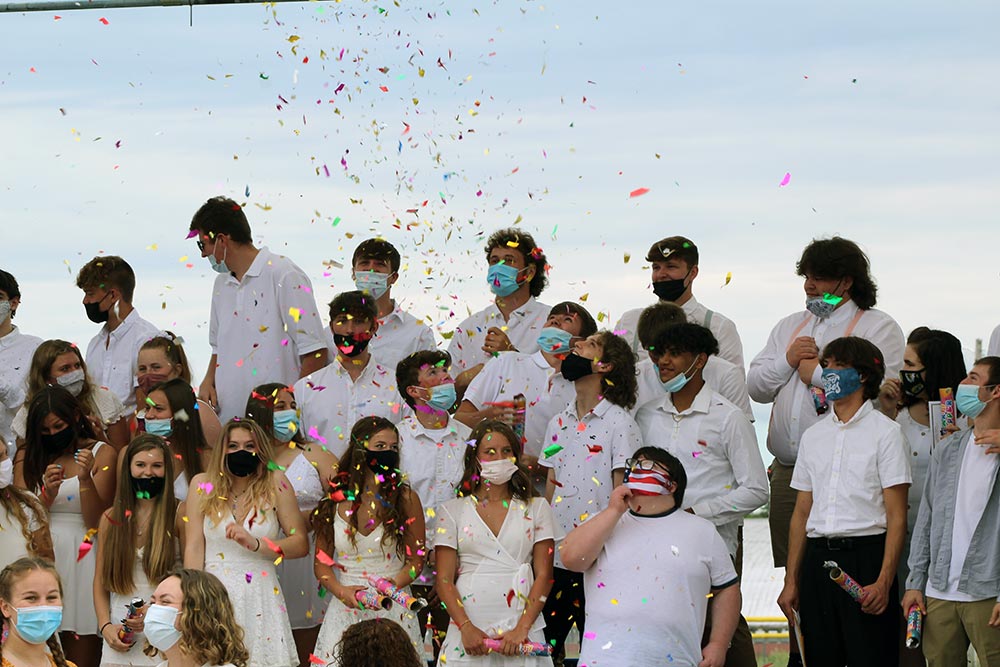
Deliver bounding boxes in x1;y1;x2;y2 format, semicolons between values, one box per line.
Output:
55;368;86;397
0;300;11;323
479;458;518;485
0;459;13;489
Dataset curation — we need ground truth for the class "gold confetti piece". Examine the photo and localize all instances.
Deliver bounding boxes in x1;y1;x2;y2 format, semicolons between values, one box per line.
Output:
723;271;733;287
623;253;631;263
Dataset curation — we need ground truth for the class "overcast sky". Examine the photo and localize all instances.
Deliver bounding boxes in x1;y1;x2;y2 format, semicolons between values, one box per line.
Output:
3;0;999;436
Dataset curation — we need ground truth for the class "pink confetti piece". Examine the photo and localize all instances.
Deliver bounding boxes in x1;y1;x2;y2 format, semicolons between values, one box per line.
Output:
98;16;109;24
629;187;650;198
779;172;791;187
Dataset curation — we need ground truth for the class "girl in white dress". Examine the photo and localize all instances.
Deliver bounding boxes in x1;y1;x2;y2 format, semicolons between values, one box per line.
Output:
311;417;426;662
244;383;339;667
435;420;557;666
0;444;53;569
183;419;308;667
14;386;117;667
141;379;210;502
94;435;183;667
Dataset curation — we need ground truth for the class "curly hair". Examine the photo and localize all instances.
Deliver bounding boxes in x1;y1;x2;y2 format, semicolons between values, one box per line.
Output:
75;255;137;302
0;558;71;667
147;378;207;484
651;322;721;359
796;237;878;310
636;302;687;352
199;419;277;526
484;228;549;297
245;382;304;444
333;618;422;667
22;385;97;493
456;420;533;502
594;331;638;410
144;569;249;667
0;485;49;558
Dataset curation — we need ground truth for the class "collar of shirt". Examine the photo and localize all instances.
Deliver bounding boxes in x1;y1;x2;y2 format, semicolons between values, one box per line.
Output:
830;399;874;427
333;355;379;381
379;300;405;326
573;396;614;422
657;382;714;417
105;308;141;341
226;246;271;284
406;415;457;439
815;298;859;328
529;350;549;370
0;325;23;349
680;295;702;317
486;295;538;319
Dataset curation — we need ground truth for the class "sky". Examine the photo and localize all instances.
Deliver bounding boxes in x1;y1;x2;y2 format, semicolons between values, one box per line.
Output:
3;0;1000;442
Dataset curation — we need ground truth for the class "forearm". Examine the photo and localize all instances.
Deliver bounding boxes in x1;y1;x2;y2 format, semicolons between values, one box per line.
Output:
299;349;328;377
79;478;108;529
515;569;553;631
436;581;470;626
785;506;808;582
559;508;621;572
708;585;741;649
183;536;205;569
271;533;308;560
880;501;907;582
201;355;218;384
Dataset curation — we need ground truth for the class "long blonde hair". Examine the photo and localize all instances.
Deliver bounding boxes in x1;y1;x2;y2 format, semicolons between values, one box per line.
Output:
200;419;277;525
0;558;71;667
101;435;178;595
0;487;49;557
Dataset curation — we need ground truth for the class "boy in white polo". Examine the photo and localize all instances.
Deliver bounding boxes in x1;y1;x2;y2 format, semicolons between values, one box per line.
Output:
0;270;42;456
635;322;767;667
293;291;402;458
559;447;740;667
778;336;910;667
189;196;328;421
540;330;640;666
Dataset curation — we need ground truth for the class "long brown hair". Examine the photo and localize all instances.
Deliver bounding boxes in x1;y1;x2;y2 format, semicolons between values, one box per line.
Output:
244;382;304;445
199;420;277;526
148;378;206;483
22;385;97;493
0;486;49;557
0;558;71;667
312;417;409;558
25;339;97;414
101;435;178;595
456;420;533;502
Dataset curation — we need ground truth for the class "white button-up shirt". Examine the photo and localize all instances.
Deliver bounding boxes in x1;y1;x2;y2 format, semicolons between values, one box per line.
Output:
988;323;1000;356
447;296;550;372
85;309;161;414
293;357;404;459
325;300;437;373
634;356;753;422
791;401;911;538
747;300;904;465
0;327;42;452
635;384;768;555
614;295;745;370
463;350;553;458
210;247;328;421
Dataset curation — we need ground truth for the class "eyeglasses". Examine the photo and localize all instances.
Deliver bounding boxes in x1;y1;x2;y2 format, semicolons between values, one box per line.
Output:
196;239;206;251
625;457;666;472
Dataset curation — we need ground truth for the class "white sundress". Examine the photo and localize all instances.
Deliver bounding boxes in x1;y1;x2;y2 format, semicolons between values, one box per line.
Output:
100;546;161;667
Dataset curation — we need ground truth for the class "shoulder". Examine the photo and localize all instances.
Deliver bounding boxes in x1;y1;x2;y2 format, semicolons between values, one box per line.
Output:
449;419;473;439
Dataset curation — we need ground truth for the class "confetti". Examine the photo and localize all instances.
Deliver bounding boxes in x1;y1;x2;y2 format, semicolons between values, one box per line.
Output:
779;172;791;187
722;272;732;287
542;444;563;458
629;187;650;198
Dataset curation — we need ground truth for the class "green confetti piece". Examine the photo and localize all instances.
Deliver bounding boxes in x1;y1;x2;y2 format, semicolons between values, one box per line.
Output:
543;444;563;458
822;293;844;305
267;460;287;472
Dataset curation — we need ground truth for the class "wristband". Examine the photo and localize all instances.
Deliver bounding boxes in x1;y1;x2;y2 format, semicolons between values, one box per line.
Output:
459;619;472;630
253;538;261;552
100;621;113;635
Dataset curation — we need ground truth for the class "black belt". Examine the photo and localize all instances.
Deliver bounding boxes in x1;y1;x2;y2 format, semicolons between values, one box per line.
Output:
807;534;885;551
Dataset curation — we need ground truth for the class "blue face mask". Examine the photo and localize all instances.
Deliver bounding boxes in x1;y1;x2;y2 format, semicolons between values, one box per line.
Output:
822;368;862;401
661;357;699;393
273;409;300;442
425;383;457;412
354;271;391;300
486;263;524;297
537;327;573;355
208;244;229;274
956;383;995;419
13;606;63;644
145;418;173;438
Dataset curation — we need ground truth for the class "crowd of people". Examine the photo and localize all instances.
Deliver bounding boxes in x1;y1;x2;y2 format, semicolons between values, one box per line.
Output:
2;195;1000;667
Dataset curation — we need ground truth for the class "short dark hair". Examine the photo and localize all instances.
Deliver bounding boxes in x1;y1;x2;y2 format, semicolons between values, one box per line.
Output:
328;291;378;324
352;238;401;274
547;302;597;339
484;228;549;297
820;336;885;401
636;302;688;352
596;331;638;410
796;237;878;310
75;256;137;302
189;196;253;244
901;328;967;406
973;356;1000;388
630;446;687;507
396;350;452;407
645;236;698;269
652;323;720;359
0;269;21;301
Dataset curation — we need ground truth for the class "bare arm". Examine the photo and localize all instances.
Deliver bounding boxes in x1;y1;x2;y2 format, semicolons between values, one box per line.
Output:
860;484;908;615
182;474;207;568
273;473;309;559
299;349;329;378
703;584;741;666
391;490;426;589
778;490;811;622
560;484;629;572
80;445;117;530
544;467;556;503
198;354;219;409
104;418;131;452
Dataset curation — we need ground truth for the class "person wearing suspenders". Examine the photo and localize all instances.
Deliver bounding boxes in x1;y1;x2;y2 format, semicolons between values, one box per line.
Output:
747;236;904;667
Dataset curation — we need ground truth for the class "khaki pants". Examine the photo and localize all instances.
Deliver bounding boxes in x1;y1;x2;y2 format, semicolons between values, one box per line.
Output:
767;459;797;567
924;597;1000;667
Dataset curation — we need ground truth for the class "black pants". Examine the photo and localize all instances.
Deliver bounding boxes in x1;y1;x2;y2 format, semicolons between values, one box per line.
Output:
799;534;899;667
542;567;585;667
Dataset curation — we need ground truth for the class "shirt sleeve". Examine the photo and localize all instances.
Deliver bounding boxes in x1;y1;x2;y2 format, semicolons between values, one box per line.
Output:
538;414;561;470
531;497;563;542
208;276;222;354
715;317;746;371
877;423;913;489
714;362;754;422
690;409;769;521
708;527;739;588
93;387;128;425
462;356;504;409
790;437;814;492
747;316;798;404
416;324;438;353
446;315;480;372
433;501;460;550
609;412;641;470
905;435;947;591
863;315;906;381
277;266;328;357
990;324;1000;357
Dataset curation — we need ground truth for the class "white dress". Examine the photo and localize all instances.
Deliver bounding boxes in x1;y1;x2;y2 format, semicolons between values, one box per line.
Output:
312;512;424;662
0;499;41;570
203;508;297;667
276;452;329;629
434;496;559;666
100;547;160;667
50;441;106;634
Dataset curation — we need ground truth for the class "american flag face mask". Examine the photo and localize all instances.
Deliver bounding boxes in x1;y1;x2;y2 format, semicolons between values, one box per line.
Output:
623;466;676;496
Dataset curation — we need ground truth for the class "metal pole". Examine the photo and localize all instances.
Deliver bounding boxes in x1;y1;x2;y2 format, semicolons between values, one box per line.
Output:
0;0;321;13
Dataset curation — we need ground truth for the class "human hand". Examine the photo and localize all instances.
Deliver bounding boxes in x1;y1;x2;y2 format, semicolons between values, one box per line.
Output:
123;602;146;633
482;327;515;355
878;379;902;415
499;625;530;656
101;623;133;652
608;483;632;515
224;522;257;551
990;602;1000;628
699;640;728;667
786;336;819;368
460;623;489;656
975;429;1000;455
797;358;820;386
860;577;890;615
900;589;925;616
74;448;95;480
43;464;65;497
777;581;799;624
198;379;218;411
482;402;516;424
333;585;369;609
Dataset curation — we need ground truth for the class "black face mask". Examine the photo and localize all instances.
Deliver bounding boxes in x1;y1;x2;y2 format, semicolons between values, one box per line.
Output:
41;426;75;454
900;369;926;398
131;476;167;499
364;449;399;476
84;299;110;324
226;450;260;478
334;332;372;358
560;352;595;382
652;275;689;303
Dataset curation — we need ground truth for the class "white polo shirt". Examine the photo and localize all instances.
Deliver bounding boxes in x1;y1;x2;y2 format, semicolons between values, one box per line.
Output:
210;247;328;421
325;300;437;373
397;416;471;550
635;384;768;555
446;296;550;372
463;350;553;458
85;309;161;414
579;508;738;667
614;295;745;370
0;327;42;452
293;357;404;459
634;356;753;422
533;372;576;439
791;401;911;538
747;300;904;466
540;399;640;568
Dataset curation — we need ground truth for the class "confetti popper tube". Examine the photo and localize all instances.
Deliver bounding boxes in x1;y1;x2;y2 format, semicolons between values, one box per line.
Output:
481;638;553;656
367;575;427;611
906;606;922;649
354;589;393;610
939;388;957;436
118;597;144;644
823;561;864;602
